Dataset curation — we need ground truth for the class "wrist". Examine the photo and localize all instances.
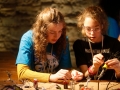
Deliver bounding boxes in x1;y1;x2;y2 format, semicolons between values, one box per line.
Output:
49;74;57;82
88;65;97;76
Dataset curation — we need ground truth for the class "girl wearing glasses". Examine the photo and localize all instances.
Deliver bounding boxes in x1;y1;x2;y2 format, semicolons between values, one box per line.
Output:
73;6;120;81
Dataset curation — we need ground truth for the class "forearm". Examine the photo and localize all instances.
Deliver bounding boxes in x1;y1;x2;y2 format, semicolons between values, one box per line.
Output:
17;64;50;82
84;70;89;78
114;61;120;79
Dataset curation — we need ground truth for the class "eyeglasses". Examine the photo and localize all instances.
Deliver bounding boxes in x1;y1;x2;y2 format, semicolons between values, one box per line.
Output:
83;26;101;33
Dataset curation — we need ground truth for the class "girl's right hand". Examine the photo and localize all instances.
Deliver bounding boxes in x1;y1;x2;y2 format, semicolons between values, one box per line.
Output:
93;53;104;70
49;69;71;82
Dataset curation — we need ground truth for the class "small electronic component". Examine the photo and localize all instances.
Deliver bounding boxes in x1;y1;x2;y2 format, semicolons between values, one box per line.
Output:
33;79;38;90
63;80;68;89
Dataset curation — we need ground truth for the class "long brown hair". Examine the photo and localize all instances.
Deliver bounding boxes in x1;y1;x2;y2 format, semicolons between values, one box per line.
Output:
77;5;108;36
32;7;66;62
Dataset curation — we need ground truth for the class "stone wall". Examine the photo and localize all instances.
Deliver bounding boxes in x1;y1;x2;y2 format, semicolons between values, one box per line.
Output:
0;0;100;68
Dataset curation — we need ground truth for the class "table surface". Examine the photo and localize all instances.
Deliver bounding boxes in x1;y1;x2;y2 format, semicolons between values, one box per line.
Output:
1;80;120;90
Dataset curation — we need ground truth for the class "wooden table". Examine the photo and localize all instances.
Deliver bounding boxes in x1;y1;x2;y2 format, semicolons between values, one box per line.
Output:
0;52;120;90
0;52;19;83
0;80;120;90
0;80;118;90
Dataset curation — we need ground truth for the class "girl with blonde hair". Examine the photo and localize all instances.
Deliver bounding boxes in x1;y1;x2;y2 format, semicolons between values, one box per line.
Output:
73;6;120;81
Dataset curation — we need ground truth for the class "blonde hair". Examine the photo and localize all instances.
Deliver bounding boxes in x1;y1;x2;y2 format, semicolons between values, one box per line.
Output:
77;5;108;36
32;7;66;61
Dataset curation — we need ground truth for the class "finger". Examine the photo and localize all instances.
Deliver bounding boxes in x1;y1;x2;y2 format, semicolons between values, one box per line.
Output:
57;71;68;79
62;76;66;80
76;76;83;81
93;60;103;66
107;60;118;66
94;54;104;60
72;75;83;81
62;75;71;80
76;73;83;77
63;70;71;79
72;71;77;76
60;70;71;80
107;63;118;69
72;72;83;80
59;74;65;80
65;75;71;80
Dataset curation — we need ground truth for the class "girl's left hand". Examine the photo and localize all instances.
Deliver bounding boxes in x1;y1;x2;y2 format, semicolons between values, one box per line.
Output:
71;70;83;81
105;58;120;72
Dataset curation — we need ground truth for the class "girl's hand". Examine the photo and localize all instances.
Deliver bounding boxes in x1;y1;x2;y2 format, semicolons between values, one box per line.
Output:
105;58;120;73
93;53;104;70
49;69;71;82
71;70;83;81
